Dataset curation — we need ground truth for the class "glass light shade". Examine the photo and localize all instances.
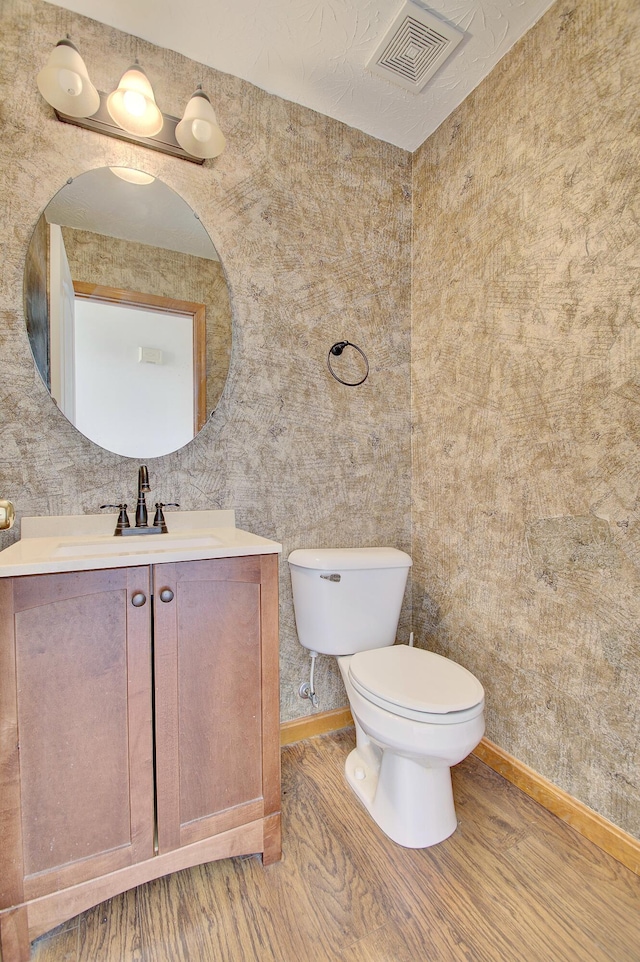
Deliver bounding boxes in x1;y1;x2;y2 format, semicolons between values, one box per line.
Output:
106;65;163;137
109;167;156;185
176;89;226;159
36;40;100;118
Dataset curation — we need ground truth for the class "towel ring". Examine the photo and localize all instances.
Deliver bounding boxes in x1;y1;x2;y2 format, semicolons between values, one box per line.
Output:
327;341;369;386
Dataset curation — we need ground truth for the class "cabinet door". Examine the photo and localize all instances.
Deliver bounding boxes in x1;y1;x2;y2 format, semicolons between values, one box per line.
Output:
153;554;280;853
0;568;155;905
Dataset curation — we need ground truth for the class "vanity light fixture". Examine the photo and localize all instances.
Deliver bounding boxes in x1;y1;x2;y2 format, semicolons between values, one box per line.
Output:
36;39;226;164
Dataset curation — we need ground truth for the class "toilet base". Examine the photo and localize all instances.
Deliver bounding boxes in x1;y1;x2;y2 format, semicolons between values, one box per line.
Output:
345;744;458;848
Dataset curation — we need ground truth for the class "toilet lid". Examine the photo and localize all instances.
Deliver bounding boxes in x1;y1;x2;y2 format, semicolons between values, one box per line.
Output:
348;645;484;714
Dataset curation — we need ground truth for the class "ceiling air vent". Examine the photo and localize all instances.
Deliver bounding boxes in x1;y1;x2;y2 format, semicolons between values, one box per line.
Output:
367;2;464;93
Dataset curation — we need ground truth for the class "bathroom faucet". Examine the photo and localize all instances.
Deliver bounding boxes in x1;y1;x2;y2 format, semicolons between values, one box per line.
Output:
135;465;151;528
101;467;179;535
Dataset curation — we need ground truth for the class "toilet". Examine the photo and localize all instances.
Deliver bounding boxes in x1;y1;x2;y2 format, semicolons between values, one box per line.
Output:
288;547;485;848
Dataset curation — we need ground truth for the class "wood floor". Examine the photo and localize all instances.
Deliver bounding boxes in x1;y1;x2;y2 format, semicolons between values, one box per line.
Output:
31;729;640;962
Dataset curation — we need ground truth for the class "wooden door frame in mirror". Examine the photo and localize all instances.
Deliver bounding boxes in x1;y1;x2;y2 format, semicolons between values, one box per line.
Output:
73;282;207;434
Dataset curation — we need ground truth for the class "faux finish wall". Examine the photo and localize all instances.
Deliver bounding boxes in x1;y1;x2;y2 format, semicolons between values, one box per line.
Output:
412;0;640;837
0;0;412;721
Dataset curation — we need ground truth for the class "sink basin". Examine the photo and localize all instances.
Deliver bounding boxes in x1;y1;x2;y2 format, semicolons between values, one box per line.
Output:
53;534;222;559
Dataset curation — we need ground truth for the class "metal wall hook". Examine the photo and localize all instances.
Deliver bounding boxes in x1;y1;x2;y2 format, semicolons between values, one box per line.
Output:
327;340;369;386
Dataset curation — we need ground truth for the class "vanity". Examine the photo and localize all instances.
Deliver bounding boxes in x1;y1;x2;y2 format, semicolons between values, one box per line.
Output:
0;511;281;962
1;159;282;960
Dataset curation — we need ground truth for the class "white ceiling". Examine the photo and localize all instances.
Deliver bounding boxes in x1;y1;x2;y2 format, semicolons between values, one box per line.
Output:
48;0;555;152
45;168;219;258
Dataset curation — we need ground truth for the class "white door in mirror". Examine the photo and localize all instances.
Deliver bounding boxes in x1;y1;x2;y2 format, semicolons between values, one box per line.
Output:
0;501;15;530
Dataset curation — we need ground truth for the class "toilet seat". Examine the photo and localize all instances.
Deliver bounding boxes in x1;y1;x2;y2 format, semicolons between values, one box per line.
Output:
348;645;484;725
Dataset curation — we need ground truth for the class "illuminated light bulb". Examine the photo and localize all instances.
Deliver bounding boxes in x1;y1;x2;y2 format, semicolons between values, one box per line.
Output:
107;64;163;137
123;88;147;117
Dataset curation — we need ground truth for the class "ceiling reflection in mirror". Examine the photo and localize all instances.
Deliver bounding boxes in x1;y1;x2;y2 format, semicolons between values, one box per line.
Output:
24;167;232;459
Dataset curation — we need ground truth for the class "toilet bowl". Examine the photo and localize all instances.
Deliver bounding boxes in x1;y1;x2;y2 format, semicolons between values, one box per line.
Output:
338;646;484;847
288;547;485;849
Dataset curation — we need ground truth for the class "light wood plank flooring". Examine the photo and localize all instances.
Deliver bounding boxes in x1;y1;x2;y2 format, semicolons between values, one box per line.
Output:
32;729;640;961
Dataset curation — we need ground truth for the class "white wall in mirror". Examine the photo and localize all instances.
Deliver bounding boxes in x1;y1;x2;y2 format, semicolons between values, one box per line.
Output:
74;299;195;458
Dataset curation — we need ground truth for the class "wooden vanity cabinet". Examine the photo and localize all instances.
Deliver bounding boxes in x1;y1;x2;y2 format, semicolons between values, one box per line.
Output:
0;553;280;962
153;556;280;854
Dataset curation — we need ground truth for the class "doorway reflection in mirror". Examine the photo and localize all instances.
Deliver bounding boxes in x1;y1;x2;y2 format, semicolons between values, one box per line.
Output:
24;167;232;458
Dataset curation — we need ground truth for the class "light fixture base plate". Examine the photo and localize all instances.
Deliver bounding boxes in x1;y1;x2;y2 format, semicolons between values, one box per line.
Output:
55;91;206;164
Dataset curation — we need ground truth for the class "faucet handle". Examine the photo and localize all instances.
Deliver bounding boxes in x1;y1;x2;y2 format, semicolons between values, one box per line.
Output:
100;503;131;534
153;502;180;534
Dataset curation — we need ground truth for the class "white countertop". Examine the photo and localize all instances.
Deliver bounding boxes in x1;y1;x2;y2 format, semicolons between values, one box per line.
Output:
0;510;281;578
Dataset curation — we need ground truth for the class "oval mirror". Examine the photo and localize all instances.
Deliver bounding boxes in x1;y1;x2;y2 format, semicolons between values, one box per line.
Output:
24;167;232;458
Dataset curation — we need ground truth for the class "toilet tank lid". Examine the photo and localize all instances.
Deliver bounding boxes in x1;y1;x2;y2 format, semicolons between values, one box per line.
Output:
288;547;412;570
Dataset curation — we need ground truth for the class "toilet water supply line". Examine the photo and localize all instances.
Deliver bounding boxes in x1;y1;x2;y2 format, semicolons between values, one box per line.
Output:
300;634;414;707
299;650;319;708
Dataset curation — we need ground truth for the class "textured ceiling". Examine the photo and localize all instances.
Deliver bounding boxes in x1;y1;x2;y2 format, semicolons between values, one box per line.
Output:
47;0;555;151
45;168;219;258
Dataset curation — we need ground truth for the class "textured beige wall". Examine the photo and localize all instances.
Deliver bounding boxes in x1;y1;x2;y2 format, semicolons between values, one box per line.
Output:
412;0;640;838
0;0;412;722
61;227;232;412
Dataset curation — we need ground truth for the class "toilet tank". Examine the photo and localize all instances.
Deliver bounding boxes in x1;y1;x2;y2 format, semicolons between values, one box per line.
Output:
288;547;412;656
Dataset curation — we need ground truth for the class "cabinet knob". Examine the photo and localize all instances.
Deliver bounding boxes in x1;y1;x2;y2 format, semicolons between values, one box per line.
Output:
159;588;174;603
131;591;147;607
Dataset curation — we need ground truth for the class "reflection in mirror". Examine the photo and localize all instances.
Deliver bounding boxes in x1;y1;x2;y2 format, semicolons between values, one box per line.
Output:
24;167;232;458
